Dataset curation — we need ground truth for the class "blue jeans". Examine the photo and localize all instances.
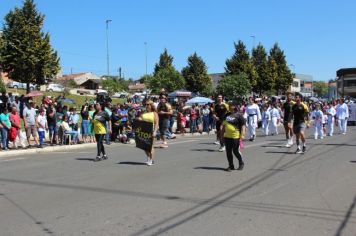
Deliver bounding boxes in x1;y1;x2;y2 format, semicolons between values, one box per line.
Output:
81;120;89;135
203;116;210;132
48;124;57;143
38;131;45;146
190;119;197;133
105;122;110;144
0;128;9;150
65;131;78;142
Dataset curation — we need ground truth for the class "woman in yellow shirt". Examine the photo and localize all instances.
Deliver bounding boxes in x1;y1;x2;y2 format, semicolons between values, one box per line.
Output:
138;100;159;166
222;103;246;172
92;103;111;162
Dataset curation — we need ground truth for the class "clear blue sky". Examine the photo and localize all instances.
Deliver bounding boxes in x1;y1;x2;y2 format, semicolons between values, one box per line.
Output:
1;0;356;81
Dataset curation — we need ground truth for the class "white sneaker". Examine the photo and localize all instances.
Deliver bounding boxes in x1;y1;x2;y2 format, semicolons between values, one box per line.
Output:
218;146;226;152
214;141;220;145
146;160;153;166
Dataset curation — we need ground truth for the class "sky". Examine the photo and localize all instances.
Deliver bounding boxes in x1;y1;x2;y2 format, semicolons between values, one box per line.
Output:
1;0;356;81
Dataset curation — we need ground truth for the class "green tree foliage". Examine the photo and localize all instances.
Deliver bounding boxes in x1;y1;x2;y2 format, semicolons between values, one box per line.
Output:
216;73;251;100
154;48;173;76
0;0;60;94
0;74;6;93
181;52;212;95
102;76;130;94
313;81;328;97
269;43;293;94
146;67;185;94
252;44;272;95
225;40;257;87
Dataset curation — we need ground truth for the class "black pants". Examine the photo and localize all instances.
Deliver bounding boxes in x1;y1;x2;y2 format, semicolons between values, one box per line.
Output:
224;138;243;168
95;134;106;156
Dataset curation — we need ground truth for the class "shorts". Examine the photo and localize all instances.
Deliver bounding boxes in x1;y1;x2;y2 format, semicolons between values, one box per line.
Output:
159;119;169;135
293;122;306;134
283;120;293;126
216;120;223;132
26;125;38;138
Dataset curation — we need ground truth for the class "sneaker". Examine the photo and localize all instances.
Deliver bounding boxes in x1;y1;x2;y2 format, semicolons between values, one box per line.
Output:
146;160;153;166
237;163;244;170
295;148;303;154
225;167;234;172
218;146;226;152
214;141;220;145
160;144;168;148
102;154;108;160
302;145;306;153
94;156;102;162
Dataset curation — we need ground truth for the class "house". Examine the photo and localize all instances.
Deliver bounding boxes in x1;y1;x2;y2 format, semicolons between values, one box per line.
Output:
289;78;301;93
128;83;146;93
56;72;103;90
336;68;356;98
295;73;313;97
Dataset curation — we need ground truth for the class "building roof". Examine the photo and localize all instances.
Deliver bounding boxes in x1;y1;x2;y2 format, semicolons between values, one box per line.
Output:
337;68;356;77
128;83;146;90
56;73;87;81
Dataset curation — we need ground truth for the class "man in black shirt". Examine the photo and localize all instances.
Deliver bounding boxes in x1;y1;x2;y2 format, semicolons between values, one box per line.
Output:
157;95;172;148
282;92;295;147
213;95;228;152
291;93;310;154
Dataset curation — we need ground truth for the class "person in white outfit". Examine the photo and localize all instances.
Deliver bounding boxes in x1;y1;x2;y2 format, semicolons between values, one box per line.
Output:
312;103;324;139
269;103;281;135
245;97;261;141
261;104;271;136
336;98;349;135
326;102;336;136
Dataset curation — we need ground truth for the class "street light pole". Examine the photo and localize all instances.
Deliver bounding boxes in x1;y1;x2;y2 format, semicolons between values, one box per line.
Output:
106;19;112;76
289;64;295;74
144;42;148;75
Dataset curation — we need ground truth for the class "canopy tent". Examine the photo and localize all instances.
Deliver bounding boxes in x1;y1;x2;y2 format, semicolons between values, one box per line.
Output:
186;96;214;105
168;90;192;98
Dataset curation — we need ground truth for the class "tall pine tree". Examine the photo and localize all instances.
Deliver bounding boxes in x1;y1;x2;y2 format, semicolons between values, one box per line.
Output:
181;52;212;95
153;48;173;76
252;44;272;95
269;43;293;94
225;40;257;87
0;0;60;94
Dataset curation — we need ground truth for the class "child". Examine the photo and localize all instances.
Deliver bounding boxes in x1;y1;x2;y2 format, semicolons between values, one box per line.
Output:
36;109;48;148
269;103;280;135
312;103;324;139
261;104;271;136
177;109;186;135
326;102;336;136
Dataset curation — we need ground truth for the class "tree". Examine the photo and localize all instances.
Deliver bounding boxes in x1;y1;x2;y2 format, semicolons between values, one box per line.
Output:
0;74;6;93
0;0;60;94
216;73;251;101
154;48;173;76
252;44;272;95
181;52;212;95
139;74;153;84
101;76;130;94
146;67;185;94
225;40;257;87
313;81;328;97
269;43;293;94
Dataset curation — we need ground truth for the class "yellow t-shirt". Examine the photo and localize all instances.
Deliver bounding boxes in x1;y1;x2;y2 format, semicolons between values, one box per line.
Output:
223;120;240;139
141;112;155;124
93;119;106;134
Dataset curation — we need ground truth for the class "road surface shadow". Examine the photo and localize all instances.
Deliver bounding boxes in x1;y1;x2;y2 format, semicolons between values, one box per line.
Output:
75;158;95;161
199;143;216;145
313;143;356;147
194;167;226;171
191;149;217;152
265;151;295;155
118;161;147;166
350;161;356;163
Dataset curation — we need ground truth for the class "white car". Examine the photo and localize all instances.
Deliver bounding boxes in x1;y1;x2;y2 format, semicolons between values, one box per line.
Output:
47;83;64;92
112;91;129;98
7;81;37;90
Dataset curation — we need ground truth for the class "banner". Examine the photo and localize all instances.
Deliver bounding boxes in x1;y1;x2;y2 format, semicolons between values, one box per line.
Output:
134;120;154;151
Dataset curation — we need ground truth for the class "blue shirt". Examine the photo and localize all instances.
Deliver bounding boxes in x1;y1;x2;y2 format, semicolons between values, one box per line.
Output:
119;109;128;122
0;113;11;127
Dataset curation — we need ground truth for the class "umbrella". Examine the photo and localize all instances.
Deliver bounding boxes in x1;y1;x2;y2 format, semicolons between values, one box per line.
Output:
25;91;43;97
59;98;76;104
186;96;214;105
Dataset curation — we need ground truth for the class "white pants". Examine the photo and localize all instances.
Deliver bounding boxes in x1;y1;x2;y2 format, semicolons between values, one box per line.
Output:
314;123;323;139
270;117;278;135
262;120;269;135
248;116;257;138
327;117;334;135
338;119;347;134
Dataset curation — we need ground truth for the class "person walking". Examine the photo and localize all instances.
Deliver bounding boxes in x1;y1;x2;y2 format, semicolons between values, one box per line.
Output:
326;102;336;136
245;97;261;141
312;103;324;139
336;97;349;135
291;93;310;154
222;103;246;172
92;103;111;161
138;100;159;166
269;102;281;135
213;95;229;152
282;92;295;147
261;104;271;136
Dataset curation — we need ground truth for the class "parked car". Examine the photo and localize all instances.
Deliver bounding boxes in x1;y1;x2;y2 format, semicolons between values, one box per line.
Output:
95;89;108;95
7;81;37;90
112;91;129;98
47;83;64;92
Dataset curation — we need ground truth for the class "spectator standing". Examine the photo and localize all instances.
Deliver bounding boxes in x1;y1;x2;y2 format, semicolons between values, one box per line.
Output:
88;104;96;143
81;105;90;143
47;105;57;145
9;106;24;149
36;109;47;148
0;107;11;150
23;101;39;148
189;105;197;134
202;104;210;133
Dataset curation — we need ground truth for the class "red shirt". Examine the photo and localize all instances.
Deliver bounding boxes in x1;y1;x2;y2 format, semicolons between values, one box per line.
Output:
190;109;197;120
9;112;21;129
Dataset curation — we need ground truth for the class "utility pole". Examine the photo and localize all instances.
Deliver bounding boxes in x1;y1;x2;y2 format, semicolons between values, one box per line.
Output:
106;19;112;76
144;42;148;75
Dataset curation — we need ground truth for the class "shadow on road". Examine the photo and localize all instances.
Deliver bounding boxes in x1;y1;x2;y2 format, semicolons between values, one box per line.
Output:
191;149;217;152
118;161;147;166
265;151;295;155
335;195;356;236
350;161;356;163
75;158;95;161
194;167;226;171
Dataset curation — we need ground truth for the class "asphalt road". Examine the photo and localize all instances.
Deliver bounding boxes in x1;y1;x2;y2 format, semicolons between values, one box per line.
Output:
0;127;356;236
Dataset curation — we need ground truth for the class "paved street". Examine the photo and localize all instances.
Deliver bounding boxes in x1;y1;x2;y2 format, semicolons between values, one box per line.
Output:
0;127;356;236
